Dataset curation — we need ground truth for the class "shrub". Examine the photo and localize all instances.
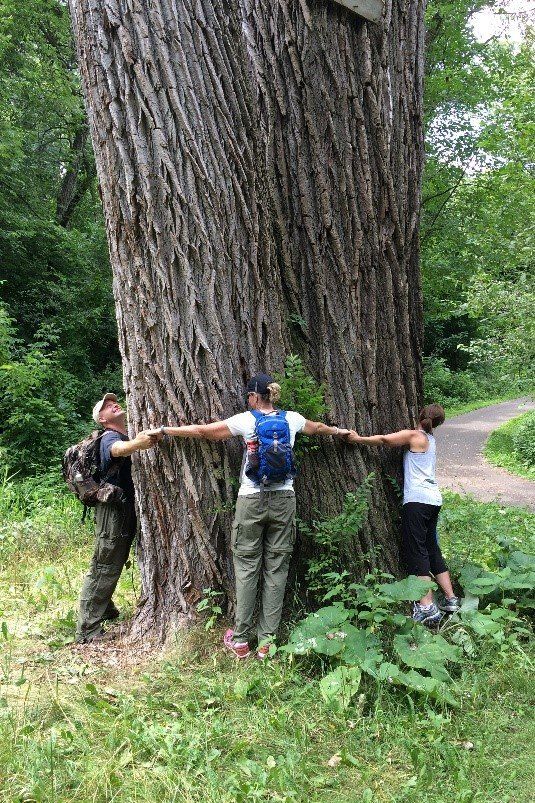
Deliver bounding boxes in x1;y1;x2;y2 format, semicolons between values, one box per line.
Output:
423;356;515;409
512;411;535;468
275;354;327;423
303;475;375;603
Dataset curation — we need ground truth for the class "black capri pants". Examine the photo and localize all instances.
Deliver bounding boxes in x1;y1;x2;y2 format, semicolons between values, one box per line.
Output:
401;502;448;576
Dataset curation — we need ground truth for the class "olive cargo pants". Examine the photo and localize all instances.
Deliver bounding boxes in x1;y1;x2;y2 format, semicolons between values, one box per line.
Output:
75;501;136;642
231;490;296;643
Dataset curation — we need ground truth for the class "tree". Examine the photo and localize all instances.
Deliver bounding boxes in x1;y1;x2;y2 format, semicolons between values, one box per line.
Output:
68;0;426;638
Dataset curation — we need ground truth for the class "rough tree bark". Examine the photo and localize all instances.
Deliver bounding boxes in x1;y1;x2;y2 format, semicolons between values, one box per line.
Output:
69;0;426;639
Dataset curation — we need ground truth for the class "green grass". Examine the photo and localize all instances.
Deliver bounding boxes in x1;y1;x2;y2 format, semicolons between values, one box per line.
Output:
1;479;534;803
439;490;535;570
484;413;535;481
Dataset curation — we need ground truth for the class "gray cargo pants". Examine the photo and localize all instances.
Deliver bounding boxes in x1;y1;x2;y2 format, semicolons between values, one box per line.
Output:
75;500;136;642
231;490;296;643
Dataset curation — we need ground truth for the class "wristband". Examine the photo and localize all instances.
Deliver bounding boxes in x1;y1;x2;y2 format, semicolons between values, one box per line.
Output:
160;426;167;435
333;426;339;435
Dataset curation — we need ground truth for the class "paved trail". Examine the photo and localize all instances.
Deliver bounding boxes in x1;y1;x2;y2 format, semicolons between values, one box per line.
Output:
434;398;535;511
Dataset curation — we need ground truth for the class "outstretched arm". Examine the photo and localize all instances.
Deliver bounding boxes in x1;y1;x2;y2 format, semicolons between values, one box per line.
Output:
302;421;350;437
111;431;161;457
346;429;426;449
156;421;233;442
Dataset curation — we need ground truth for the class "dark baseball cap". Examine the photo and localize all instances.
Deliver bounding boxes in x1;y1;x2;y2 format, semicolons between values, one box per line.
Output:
246;373;275;395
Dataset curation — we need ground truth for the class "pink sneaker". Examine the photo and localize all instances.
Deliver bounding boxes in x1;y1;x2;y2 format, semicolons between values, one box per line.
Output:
223;629;251;659
256;643;272;660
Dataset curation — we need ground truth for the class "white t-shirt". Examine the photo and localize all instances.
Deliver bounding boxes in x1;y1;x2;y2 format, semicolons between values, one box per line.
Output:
225;410;307;495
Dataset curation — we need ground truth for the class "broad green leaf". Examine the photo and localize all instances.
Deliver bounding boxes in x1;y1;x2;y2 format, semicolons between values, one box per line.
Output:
319;666;362;710
286;605;350;655
337;623;383;672
460;593;479;612
500;572;535;591
376;662;401;681
310;635;345;657
506;551;535;573
393;669;459;707
461;611;504;639
449;627;475;657
393;632;461;683
375;576;436;601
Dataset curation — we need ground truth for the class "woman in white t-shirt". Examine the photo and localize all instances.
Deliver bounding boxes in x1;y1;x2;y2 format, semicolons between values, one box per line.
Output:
160;373;349;659
346;404;460;627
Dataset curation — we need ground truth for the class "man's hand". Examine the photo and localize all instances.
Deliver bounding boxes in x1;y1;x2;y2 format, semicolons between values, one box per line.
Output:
135;430;161;450
144;427;165;438
345;430;361;444
111;430;161;458
333;428;351;437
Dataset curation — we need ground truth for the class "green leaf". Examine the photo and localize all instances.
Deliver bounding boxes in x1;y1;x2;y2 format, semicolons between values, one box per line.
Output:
461;611;504;639
394;669;459;707
286;605;350;654
337;624;383;672
319;666;362;710
393;631;461;683
376;662;401;681
460;593;479;612
233;677;260;699
449;627;476;657
506;551;535;573
375;576;436;601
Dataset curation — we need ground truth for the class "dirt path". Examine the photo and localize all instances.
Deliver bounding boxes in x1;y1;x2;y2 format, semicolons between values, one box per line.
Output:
434;398;535;511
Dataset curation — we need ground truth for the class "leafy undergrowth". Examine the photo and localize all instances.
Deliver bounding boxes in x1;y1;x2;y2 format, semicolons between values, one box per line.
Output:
484;412;535;481
0;480;534;802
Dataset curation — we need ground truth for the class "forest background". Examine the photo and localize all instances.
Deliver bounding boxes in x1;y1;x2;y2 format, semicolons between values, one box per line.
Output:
0;0;534;478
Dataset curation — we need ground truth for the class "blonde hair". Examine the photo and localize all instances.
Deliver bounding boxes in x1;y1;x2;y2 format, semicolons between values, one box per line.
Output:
267;382;281;403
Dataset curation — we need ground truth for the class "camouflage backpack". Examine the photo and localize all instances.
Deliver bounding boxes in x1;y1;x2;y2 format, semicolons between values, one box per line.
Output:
62;430;123;508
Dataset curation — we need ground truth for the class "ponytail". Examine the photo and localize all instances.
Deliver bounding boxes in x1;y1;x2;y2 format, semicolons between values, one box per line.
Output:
267;382;281;404
419;416;433;434
419;403;445;432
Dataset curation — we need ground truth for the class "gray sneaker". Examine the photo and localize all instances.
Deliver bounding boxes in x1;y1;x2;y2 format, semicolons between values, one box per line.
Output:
438;595;461;613
412;602;443;627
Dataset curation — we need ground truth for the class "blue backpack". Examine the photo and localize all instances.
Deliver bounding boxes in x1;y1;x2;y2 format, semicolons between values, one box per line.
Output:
246;410;296;486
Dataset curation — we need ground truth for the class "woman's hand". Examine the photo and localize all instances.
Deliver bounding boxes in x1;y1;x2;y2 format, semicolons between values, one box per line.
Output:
345;430;361;444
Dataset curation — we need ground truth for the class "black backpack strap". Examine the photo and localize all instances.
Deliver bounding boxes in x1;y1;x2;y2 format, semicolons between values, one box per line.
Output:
99;428;123;483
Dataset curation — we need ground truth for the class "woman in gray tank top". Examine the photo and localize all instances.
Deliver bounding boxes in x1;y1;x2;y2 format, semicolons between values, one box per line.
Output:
346;404;460;627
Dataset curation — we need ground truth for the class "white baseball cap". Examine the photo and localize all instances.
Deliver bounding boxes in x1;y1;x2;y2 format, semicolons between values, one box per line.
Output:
92;393;118;424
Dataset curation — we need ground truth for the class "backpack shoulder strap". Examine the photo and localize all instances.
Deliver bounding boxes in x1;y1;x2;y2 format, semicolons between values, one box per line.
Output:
250;409;263;422
99;428;123;478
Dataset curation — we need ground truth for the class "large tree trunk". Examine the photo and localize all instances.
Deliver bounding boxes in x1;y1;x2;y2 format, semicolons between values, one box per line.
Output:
69;0;426;639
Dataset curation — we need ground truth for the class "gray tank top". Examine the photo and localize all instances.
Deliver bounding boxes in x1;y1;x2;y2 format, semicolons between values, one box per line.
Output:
403;430;442;506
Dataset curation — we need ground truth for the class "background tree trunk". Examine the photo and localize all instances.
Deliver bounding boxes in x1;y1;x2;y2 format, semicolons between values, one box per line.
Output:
69;0;426;640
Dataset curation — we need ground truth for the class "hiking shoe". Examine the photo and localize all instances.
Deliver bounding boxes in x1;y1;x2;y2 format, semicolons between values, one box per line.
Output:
256;643;273;661
223;628;251;659
412;602;443;627
76;628;108;645
438;595;461;613
101;604;120;622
